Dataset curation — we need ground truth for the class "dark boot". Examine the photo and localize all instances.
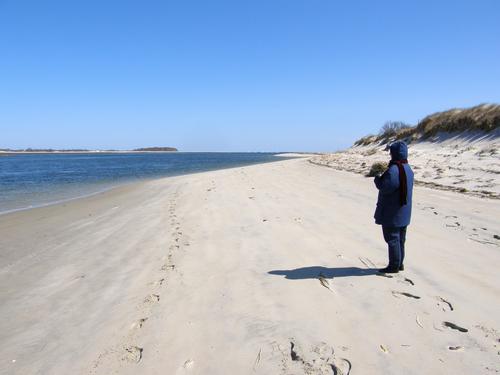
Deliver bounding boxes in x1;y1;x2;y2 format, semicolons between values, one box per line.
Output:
378;266;399;274
399;264;404;271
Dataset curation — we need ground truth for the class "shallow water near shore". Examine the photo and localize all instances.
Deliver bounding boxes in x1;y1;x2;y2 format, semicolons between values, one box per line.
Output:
0;152;283;214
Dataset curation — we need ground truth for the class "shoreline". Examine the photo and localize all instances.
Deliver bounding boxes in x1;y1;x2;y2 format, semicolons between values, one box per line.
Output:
0;150;288;155
0;184;122;217
1;158;498;374
0;154;297;216
0;151;178;155
4;148;497;222
5;148;497;220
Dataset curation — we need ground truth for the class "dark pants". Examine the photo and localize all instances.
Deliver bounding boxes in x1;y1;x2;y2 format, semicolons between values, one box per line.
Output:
382;226;407;269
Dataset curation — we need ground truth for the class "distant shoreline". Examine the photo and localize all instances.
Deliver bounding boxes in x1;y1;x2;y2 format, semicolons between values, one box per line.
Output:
0;147;178;154
0;150;179;155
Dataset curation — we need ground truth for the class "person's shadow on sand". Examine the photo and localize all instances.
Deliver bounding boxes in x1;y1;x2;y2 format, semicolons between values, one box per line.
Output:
268;266;378;279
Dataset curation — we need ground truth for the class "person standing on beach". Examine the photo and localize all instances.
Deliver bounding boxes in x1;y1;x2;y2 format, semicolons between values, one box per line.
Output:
374;141;414;273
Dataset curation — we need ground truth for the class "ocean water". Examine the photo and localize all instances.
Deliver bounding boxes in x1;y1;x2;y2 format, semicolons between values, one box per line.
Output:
0;152;284;214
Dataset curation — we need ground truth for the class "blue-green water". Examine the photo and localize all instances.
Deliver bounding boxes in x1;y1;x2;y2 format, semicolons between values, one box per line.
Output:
0;152;283;214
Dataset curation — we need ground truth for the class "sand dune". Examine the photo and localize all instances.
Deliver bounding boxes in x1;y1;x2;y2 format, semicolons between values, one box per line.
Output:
0;157;499;374
312;130;500;199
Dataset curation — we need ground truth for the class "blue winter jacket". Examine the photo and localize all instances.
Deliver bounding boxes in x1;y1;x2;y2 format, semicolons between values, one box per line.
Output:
374;141;414;227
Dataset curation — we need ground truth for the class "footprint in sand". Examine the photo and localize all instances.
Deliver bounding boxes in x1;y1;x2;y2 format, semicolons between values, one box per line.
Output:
130;318;148;330
161;264;175;271
123;346;143;363
445;221;461;228
144;294;160;303
300;341;352;375
391;291;421;299
475;324;500;348
283;339;351;375
151;278;165;286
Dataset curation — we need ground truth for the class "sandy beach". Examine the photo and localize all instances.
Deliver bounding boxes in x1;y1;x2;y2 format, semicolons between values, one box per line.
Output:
1;157;499;375
311;130;500;199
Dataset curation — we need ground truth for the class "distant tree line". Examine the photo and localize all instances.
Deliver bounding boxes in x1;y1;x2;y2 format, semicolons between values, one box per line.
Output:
133;147;178;152
0;148;90;152
1;147;178;152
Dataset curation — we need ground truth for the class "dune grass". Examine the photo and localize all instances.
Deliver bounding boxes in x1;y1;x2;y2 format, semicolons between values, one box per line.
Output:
354;104;500;146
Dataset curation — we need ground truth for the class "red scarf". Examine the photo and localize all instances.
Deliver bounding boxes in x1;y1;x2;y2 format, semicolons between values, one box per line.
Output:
389;159;408;206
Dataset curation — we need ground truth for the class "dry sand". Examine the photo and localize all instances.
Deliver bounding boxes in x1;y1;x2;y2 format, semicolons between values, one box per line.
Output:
0;157;499;375
312;130;500;199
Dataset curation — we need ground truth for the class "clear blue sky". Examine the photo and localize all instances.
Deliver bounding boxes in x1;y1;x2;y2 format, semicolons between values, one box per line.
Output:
1;0;499;151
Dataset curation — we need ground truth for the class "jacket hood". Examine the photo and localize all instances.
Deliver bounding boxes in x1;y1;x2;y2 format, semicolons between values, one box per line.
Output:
390;141;408;161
